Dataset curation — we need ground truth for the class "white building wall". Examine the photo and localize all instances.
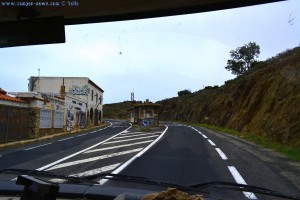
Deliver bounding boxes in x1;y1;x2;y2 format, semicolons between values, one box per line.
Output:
28;76;104;130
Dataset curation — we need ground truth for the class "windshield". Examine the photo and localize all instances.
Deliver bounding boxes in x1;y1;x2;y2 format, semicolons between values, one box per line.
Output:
0;1;300;200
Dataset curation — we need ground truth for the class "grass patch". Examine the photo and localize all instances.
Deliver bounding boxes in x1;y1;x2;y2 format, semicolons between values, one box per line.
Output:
137;126;152;132
195;123;300;162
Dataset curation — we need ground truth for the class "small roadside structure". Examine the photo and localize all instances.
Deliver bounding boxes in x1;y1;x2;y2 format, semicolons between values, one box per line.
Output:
128;99;161;127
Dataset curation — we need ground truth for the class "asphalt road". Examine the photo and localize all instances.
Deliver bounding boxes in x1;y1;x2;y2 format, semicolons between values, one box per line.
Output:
0;120;299;200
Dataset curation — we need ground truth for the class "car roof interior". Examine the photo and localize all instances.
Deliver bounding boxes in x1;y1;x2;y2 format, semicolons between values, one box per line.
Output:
0;0;284;48
1;0;284;24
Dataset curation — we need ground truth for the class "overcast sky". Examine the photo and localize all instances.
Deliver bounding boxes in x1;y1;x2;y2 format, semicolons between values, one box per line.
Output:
1;0;299;104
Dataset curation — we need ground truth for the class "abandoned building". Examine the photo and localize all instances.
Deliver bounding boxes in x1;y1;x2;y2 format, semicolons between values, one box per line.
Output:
128;99;161;126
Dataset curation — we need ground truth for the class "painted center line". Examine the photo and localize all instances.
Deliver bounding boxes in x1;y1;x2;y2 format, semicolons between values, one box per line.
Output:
208;139;216;146
228;166;257;199
25;143;52;151
47;148;143;170
100;126;169;185
84;140;153;154
104;135;159;144
70;163;121;177
215;148;228;160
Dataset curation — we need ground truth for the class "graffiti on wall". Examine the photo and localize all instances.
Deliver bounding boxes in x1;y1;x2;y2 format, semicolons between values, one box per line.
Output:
41;93;64;111
68;85;89;96
66;110;74;131
77;111;87;128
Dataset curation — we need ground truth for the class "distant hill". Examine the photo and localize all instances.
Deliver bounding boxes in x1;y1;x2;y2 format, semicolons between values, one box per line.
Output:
158;47;300;146
103;101;142;119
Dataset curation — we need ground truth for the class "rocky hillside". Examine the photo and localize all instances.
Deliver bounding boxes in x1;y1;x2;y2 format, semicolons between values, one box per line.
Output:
158;47;300;146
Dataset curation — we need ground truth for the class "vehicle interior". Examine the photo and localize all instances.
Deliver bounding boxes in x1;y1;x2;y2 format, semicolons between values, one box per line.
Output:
1;0;283;48
1;1;300;200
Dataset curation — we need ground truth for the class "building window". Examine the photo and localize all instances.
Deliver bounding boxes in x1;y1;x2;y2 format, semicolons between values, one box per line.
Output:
96;93;98;103
54;111;63;128
78;103;82;106
40;109;52;128
72;100;76;104
91;90;94;101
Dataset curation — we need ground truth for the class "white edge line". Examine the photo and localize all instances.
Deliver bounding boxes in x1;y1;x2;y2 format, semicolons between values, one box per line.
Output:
25;143;52;151
36;123;131;171
58;137;73;142
99;125;168;185
228;166;257;199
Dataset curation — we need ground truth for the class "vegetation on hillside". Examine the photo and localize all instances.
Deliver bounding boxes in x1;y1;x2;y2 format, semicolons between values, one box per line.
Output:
225;42;260;75
158;46;300;148
103;46;300;153
178;89;192;97
103;101;142;119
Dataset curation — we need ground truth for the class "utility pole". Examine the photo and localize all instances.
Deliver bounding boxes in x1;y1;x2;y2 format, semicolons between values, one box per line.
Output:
131;91;135;106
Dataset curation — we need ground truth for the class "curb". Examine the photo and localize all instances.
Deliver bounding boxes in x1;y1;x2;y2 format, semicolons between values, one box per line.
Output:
0;123;107;149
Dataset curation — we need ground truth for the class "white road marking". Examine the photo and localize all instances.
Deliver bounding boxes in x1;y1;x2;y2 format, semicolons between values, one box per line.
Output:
189;126;208;139
120;131;159;135
100;126;168;185
70;163;121;177
36;124;132;171
208;139;216;146
58;137;73;142
84;140;153;154
215;148;228;160
76;134;87;137
228;166;257;199
114;132;160;139
25;143;52;150
47;148;142;170
104;135;159;144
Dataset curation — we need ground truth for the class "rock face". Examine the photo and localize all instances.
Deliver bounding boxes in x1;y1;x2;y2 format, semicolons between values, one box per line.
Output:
158;47;300;146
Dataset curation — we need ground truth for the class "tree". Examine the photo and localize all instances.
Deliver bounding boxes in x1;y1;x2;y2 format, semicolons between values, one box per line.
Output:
225;42;260;75
178;89;192;97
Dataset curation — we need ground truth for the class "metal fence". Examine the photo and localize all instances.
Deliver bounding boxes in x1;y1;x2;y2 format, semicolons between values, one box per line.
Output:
0;105;30;143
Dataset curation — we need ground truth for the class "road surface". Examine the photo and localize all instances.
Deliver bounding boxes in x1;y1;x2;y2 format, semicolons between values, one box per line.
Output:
0;120;299;199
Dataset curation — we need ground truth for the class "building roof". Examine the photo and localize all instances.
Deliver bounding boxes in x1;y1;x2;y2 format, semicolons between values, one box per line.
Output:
29;76;104;93
0;88;27;103
88;79;104;93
